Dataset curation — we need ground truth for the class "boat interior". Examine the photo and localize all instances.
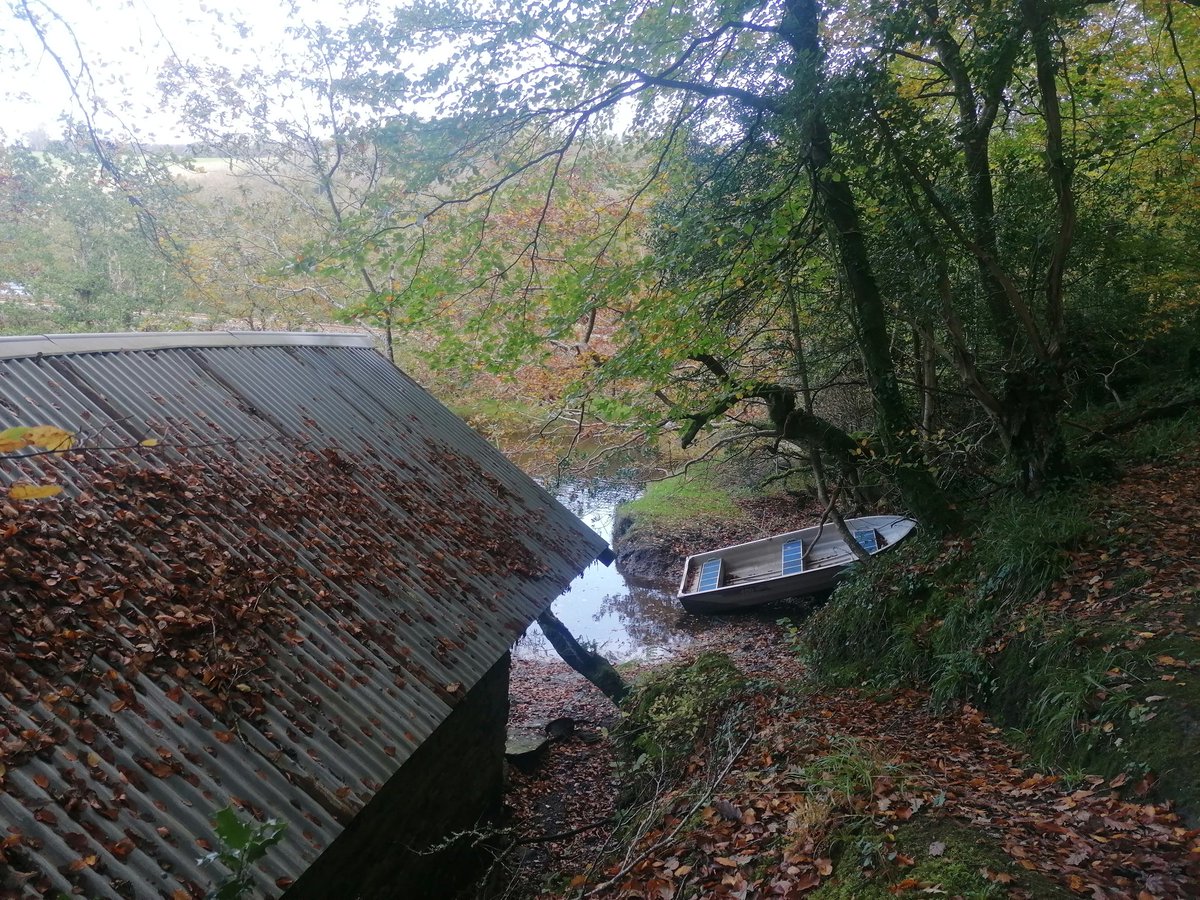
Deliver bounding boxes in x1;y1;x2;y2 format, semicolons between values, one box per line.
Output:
684;527;885;594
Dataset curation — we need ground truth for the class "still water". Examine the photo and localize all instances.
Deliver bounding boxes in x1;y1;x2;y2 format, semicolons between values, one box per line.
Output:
514;479;695;663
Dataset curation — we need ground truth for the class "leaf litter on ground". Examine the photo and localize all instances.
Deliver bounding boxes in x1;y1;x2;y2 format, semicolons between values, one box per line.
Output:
498;461;1200;898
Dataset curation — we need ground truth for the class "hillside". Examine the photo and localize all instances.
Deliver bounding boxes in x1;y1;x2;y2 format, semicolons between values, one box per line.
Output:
489;422;1200;898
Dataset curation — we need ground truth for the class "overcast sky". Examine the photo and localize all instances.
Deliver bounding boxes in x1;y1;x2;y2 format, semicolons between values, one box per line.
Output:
0;0;353;143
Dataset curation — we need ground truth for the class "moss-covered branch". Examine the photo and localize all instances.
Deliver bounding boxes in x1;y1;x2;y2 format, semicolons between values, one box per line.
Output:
677;354;857;464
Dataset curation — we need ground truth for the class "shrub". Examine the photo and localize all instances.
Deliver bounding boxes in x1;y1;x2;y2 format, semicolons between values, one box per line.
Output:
618;652;746;779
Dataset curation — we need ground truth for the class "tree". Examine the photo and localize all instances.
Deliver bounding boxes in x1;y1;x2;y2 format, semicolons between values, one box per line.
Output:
15;0;1198;519
324;0;972;525
320;0;1198;515
0;138;188;333
157;20;448;358
159;160;349;331
536;607;629;705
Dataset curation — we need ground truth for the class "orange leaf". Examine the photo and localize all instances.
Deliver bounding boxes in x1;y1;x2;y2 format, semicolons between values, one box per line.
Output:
980;868;1015;884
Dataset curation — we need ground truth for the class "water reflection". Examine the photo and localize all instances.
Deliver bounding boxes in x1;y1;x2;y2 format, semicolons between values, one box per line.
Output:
514;478;696;662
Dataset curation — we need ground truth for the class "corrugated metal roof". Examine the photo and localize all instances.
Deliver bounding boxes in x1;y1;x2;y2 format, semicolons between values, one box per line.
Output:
0;335;607;898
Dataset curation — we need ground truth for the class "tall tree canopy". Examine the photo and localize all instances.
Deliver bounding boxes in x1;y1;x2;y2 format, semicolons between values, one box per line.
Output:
0;138;189;332
11;0;1198;526
295;0;1196;526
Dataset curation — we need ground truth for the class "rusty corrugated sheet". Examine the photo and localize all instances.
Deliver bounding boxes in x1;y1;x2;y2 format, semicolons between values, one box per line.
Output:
0;334;607;898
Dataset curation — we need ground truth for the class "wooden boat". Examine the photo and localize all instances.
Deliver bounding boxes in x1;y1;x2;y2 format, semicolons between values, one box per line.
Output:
677;515;917;614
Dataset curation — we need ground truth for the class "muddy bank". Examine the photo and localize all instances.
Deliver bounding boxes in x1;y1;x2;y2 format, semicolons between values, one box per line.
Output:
609;508;678;588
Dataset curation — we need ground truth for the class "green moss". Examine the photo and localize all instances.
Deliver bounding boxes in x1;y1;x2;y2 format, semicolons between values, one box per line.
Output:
813;816;1068;899
1112;652;1200;819
618;652;746;776
616;463;747;531
990;631;1200;820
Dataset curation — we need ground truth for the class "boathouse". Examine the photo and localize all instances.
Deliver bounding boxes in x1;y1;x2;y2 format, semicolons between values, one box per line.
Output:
0;332;607;897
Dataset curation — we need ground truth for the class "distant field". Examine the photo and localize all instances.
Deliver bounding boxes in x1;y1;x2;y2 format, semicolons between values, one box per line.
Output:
172;157;242;178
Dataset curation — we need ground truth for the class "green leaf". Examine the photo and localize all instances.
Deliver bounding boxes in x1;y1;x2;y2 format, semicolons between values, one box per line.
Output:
212;807;253;852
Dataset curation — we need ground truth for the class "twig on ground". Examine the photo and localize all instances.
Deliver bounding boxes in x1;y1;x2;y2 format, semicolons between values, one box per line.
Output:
582;735;753;898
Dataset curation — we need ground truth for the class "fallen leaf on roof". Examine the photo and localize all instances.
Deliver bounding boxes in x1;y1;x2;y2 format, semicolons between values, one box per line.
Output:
9;482;63;500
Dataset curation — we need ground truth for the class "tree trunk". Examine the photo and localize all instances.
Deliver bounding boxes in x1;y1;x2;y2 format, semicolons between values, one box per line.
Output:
536;608;629;706
924;2;1024;353
1001;368;1068;493
782;0;959;533
995;0;1075;492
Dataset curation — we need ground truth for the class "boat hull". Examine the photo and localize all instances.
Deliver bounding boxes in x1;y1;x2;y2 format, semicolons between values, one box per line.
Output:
677;515;917;615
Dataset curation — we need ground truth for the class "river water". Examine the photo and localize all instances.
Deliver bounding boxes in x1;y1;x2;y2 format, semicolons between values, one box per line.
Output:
513;478;695;663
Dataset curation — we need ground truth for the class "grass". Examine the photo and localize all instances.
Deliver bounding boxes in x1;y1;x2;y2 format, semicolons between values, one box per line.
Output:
804;485;1096;702
615;462;750;532
798;734;901;812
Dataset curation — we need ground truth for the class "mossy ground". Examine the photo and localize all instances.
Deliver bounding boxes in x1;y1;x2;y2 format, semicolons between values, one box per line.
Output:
803;414;1200;823
616;651;748;794
812;816;1068;899
537;618;1198;896
615;451;821;530
616;462;753;532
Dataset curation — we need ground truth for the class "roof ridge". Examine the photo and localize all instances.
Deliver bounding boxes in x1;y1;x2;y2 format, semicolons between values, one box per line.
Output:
0;330;377;360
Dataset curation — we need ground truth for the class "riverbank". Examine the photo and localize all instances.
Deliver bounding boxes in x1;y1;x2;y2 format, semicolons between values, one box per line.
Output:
492;424;1200;897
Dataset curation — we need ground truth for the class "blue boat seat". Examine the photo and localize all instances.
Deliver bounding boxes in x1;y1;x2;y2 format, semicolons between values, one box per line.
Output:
697;558;723;592
852;529;880;554
781;539;805;575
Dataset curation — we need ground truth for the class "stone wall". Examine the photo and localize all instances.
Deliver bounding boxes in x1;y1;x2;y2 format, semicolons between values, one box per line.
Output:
286;653;511;899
